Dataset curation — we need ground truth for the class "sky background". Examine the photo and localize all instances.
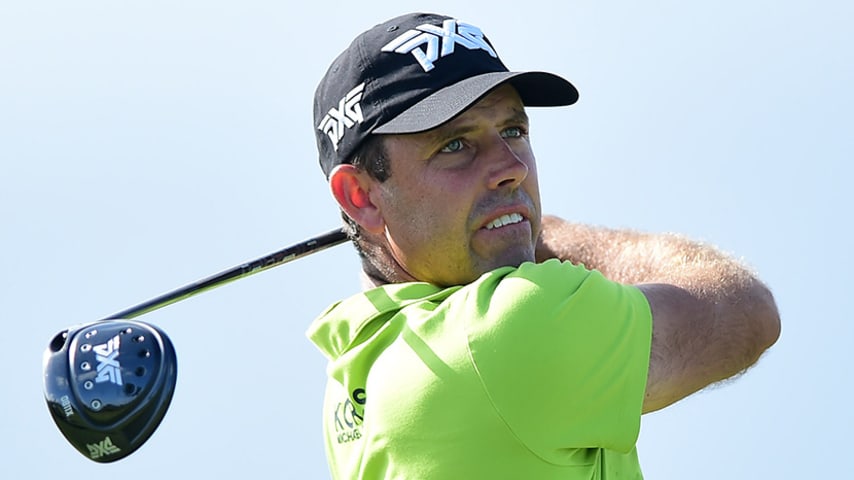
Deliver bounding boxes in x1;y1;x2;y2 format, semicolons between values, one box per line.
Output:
2;0;851;478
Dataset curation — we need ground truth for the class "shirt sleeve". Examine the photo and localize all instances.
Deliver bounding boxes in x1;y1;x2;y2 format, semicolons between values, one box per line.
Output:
462;259;652;461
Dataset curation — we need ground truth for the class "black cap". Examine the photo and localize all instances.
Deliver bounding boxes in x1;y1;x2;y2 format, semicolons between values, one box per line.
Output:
313;12;579;177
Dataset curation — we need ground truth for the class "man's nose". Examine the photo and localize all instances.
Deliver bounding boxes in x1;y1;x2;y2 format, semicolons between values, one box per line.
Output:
484;135;529;190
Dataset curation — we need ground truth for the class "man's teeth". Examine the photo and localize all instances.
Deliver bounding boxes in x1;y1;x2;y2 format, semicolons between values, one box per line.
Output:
485;213;524;230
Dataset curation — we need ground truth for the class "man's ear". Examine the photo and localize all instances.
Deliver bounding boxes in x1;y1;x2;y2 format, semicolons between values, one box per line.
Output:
329;164;385;234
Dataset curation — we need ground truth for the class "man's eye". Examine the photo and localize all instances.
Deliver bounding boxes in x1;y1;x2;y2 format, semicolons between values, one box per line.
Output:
501;127;525;138
440;139;464;153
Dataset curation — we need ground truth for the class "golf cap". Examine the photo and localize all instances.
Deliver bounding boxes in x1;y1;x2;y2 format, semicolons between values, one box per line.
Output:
313;12;579;177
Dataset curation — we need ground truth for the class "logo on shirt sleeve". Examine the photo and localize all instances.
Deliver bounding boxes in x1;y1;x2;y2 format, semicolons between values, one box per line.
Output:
332;388;366;444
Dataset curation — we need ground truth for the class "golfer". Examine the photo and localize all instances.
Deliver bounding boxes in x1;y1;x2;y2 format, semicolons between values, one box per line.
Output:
308;12;780;479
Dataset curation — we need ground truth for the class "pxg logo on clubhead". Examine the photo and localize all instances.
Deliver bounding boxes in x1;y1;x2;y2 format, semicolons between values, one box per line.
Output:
43;320;177;462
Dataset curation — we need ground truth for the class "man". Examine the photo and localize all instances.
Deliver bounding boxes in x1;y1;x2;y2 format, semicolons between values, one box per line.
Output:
308;12;780;479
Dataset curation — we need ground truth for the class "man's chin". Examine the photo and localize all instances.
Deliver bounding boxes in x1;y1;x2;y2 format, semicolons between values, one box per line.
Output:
477;247;536;275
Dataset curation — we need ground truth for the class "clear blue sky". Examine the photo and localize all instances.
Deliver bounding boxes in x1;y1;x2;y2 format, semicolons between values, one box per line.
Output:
2;1;851;478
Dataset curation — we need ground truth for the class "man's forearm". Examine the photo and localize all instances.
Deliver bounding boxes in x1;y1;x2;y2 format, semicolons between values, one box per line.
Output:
537;215;756;297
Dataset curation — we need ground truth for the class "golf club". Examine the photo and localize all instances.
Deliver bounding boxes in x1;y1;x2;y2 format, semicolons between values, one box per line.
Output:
104;227;349;321
43;227;349;462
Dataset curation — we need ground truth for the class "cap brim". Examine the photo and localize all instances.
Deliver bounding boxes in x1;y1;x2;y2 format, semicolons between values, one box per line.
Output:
373;71;578;135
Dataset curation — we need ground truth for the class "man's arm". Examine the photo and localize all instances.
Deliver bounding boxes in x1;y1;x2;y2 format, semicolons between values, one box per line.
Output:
535;215;781;413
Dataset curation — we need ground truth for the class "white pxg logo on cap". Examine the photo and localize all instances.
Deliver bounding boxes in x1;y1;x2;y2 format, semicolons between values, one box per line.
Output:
312;12;579;177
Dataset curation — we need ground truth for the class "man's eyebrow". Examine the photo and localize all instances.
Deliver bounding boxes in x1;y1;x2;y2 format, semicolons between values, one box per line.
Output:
423;107;531;146
502;108;530;127
423;124;477;146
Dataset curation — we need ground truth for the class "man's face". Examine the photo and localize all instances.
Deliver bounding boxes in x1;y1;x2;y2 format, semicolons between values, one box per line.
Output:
372;84;542;286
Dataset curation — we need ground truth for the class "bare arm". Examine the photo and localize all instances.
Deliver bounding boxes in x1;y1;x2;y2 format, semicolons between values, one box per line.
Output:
536;215;781;413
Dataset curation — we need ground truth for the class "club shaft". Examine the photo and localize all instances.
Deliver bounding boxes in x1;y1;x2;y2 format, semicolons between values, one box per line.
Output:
102;228;349;320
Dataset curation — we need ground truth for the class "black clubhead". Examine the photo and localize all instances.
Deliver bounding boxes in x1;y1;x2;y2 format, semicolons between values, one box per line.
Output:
43;320;177;462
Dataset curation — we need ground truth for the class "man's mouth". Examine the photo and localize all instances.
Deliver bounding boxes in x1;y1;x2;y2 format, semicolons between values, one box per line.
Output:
485;213;525;230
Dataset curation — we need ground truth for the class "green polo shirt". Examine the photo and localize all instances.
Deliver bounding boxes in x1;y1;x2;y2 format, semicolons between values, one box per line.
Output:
307;259;652;479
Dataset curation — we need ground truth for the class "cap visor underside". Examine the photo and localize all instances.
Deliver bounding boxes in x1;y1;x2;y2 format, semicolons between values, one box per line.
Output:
373;71;578;135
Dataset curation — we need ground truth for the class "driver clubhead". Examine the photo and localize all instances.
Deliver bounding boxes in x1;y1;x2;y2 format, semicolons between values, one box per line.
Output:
43;320;177;462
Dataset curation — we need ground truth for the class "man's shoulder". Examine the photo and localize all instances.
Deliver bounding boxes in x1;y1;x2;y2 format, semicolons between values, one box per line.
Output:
463;259;601;301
